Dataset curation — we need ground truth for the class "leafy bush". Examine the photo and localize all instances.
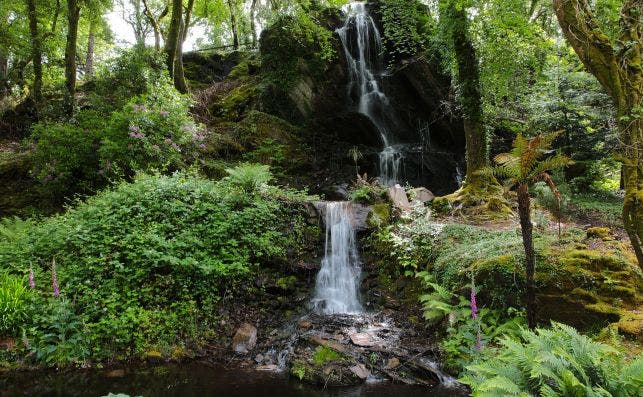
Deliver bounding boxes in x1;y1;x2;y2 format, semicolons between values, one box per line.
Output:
0;170;315;360
99;85;204;178
91;46;168;112
30;110;106;200
30;81;204;200
460;322;643;397
0;274;30;336
26;298;90;366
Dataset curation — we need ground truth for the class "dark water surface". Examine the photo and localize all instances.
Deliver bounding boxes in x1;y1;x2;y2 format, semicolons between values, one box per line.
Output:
1;362;469;397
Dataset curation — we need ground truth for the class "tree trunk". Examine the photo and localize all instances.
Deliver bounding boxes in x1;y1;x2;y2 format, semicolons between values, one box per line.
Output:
227;0;239;50
64;0;81;116
553;0;643;268
173;18;188;93
85;19;96;78
165;0;182;78
250;0;258;48
443;0;487;183
0;54;8;100
142;0;168;51
517;183;537;329
26;0;43;103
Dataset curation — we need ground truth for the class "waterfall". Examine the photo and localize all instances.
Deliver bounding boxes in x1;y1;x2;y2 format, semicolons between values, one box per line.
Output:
337;2;403;186
312;202;362;314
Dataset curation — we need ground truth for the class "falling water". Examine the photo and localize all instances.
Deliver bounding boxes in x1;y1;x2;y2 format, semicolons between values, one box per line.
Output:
337;2;403;185
312;202;362;314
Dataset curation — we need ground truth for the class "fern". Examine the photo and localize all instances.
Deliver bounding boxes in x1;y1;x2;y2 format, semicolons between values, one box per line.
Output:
460;322;643;397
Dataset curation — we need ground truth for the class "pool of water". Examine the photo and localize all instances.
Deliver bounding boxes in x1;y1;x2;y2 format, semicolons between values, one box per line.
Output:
0;362;469;397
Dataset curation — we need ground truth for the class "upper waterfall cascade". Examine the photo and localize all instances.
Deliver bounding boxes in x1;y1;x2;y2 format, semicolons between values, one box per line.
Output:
337;2;405;186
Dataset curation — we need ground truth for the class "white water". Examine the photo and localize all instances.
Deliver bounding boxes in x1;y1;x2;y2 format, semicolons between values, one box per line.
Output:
312;202;362;314
337;2;403;185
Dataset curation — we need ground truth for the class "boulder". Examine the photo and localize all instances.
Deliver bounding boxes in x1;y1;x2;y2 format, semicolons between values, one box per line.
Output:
349;364;371;380
408;187;435;203
349;332;376;347
232;323;258;354
388;185;410;209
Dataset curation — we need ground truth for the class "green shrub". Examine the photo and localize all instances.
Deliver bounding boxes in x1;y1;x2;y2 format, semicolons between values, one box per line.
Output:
0;171;315;360
26;298;90;366
99;83;204;178
0;274;30;336
30;110;106;200
91;46;168;112
460;322;643;396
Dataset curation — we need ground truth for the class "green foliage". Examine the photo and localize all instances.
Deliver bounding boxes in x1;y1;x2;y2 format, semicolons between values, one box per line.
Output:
312;346;342;366
99;84;203;178
91;46;168;112
0;172;315;361
30;80;203;201
26;298;90;366
260;12;336;90
0;274;29;336
224;163;273;193
379;0;432;65
460;322;643;397
533;181;570;217
349;182;386;204
30;110;106;201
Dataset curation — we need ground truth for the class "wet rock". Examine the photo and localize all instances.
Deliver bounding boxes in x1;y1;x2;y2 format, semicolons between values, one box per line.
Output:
308;335;346;353
351;203;373;231
298;319;313;330
349;332;376;347
232;323;258;354
255;353;265;363
388;185;410;209
349;364;371;380
256;364;280;371
408;187;435;203
385;357;400;369
104;369;126;378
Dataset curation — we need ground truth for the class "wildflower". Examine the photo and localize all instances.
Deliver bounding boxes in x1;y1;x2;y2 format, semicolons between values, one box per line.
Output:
152;144;160;151
199;143;206;150
160;110;169;117
171;142;182;152
164;138;173;144
29;266;35;289
129;125;141;133
477;330;482;351
52;259;60;298
470;284;478;320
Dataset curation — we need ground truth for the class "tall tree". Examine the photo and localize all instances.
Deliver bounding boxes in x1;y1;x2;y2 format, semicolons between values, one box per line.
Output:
173;0;195;93
227;0;239;50
64;0;81;115
26;0;43;103
142;0;169;50
553;0;643;268
164;0;182;77
439;0;507;211
85;16;97;77
250;0;258;48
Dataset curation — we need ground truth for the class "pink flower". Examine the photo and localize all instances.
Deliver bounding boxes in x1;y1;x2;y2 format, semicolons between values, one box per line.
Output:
199;143;206;150
160;111;169;117
29;267;35;289
470;285;478;320
52;259;60;298
164;138;173;144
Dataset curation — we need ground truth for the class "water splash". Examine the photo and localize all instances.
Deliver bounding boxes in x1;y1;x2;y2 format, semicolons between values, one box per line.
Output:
312;202;362;314
337;2;403;185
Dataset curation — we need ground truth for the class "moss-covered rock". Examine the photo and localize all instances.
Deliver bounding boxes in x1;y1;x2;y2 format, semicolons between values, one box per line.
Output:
368;203;391;228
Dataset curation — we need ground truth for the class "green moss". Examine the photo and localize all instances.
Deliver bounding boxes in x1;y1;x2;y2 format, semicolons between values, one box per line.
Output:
559;248;628;272
586;227;611;239
276;276;298;291
312;346;342;366
368;204;391;228
216;80;260;121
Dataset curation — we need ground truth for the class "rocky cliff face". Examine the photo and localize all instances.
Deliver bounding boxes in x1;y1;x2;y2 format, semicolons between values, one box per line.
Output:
188;2;465;195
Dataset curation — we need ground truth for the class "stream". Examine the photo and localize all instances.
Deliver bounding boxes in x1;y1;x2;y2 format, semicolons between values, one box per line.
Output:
0;363;466;397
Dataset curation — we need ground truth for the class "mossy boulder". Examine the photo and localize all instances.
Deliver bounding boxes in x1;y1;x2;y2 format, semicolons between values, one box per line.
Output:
367;203;391;228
